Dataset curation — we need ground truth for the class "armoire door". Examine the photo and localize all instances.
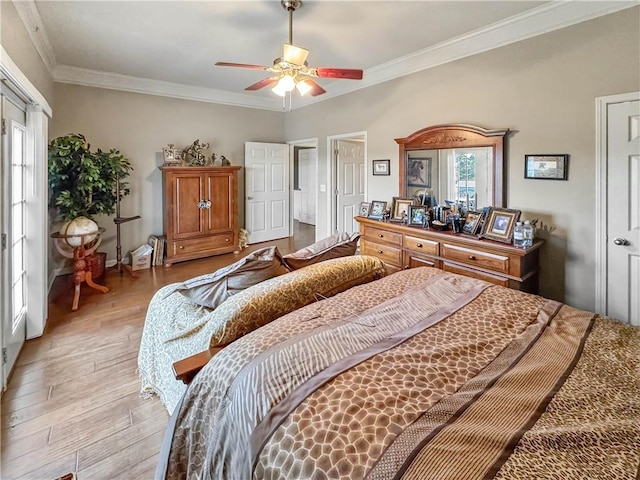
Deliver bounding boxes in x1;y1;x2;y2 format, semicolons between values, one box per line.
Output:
204;171;234;233
172;172;204;239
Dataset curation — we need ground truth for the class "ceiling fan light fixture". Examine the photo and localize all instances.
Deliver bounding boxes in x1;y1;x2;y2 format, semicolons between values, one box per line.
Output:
272;74;296;96
295;78;312;96
283;44;309;66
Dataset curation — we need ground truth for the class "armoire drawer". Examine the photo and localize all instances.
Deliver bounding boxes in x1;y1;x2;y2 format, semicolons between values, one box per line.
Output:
441;243;509;274
170;233;235;257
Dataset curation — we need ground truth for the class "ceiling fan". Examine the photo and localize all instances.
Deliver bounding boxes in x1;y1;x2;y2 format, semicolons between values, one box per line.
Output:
215;0;363;98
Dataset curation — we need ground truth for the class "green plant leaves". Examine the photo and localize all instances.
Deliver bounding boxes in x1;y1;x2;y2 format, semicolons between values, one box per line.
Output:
48;134;133;221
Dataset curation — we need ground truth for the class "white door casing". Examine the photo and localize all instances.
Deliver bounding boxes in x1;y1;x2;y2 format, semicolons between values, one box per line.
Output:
336;140;365;235
605;99;640;325
2;96;28;385
245;142;290;244
298;148;316;225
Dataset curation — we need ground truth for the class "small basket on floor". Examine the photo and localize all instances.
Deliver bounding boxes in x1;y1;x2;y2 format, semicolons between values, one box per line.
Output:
86;251;107;279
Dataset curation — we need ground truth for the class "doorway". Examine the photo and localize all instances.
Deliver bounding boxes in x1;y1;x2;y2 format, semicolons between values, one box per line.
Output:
328;132;367;236
289;138;318;242
595;91;640;326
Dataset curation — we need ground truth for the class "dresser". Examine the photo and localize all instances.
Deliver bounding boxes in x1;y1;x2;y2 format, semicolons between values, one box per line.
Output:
161;166;241;266
356;216;543;293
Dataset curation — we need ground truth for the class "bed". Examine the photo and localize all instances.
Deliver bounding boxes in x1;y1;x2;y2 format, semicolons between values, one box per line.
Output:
156;267;640;480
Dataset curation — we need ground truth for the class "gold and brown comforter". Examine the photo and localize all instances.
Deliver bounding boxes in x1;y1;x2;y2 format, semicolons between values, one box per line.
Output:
158;268;640;480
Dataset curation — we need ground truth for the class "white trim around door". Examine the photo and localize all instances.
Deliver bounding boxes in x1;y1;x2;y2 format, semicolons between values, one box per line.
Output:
595;91;640;320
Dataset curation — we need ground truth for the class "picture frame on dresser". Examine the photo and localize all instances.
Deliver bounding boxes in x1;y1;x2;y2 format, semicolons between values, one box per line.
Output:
358;202;371;217
368;200;387;220
391;197;414;222
408;205;427;227
462;211;483;235
481;208;521;243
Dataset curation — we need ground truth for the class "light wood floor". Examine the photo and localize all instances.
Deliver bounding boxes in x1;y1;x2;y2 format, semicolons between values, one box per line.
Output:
1;222;315;480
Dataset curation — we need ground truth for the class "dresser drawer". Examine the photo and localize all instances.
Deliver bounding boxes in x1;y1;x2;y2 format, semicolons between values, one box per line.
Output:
442;243;509;274
404;234;439;256
170;233;235;257
361;239;402;267
442;262;509;287
363;226;402;246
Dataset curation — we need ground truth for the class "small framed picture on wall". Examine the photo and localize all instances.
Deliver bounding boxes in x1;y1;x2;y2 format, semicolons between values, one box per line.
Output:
372;159;390;176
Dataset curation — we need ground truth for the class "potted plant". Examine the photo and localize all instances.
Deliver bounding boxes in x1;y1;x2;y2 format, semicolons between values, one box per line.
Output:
48;133;133;276
48;133;133;221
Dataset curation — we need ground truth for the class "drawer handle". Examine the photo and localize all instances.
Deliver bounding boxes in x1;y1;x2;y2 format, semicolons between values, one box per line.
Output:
416;243;423;248
377;250;384;254
179;245;184;250
225;238;230;242
468;255;476;260
378;234;384;238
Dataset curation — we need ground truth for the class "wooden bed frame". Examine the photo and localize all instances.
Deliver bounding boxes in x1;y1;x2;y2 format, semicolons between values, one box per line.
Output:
173;346;225;384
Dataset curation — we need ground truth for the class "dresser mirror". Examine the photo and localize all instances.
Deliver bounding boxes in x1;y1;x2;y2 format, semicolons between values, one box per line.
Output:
395;124;509;211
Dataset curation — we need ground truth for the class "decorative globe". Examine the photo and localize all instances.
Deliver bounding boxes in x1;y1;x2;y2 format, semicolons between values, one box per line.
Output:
59;216;99;248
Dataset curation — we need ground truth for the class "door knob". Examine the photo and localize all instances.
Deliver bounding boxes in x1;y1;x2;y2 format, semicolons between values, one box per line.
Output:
247;196;254;200
613;237;630;246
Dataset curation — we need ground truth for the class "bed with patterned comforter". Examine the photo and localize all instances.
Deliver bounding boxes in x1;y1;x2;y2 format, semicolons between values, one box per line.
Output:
157;267;640;480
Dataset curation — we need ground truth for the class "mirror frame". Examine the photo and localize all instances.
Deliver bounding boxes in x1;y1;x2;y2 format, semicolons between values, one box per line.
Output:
395;124;509;207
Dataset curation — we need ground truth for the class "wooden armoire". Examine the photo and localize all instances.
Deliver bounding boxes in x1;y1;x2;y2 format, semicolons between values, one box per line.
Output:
161;166;241;266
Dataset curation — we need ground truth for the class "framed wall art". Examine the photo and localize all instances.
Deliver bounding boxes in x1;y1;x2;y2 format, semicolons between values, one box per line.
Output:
406;157;432;188
524;154;568;180
480;208;521;243
372;159;390;176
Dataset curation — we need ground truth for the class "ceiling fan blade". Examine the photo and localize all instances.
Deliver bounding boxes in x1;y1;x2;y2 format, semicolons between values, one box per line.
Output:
306;79;326;97
315;67;363;80
245;77;278;91
215;62;271;71
283;44;309;66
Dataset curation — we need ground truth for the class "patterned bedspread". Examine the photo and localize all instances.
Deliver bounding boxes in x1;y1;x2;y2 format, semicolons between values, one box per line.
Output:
157;267;640;480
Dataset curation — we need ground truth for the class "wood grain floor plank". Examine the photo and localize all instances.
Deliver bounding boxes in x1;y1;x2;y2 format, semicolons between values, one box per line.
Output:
76;416;166;471
0;222;315;479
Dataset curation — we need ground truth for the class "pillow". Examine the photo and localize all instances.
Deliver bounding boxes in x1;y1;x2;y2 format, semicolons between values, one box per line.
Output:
283;232;360;270
171;246;290;309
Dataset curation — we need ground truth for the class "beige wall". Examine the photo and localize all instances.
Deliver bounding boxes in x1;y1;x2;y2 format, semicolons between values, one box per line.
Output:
0;1;54;105
51;84;285;269
284;8;640;311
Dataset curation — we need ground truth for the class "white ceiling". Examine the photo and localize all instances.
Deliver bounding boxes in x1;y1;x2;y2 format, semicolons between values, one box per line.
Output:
15;0;637;110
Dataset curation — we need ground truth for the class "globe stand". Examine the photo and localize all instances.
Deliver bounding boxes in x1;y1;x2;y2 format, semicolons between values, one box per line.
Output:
51;228;109;311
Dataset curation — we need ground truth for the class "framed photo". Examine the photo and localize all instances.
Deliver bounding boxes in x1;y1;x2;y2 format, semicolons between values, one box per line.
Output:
162;144;182;166
462;211;483;235
372;159;390;176
524;154;568;180
391;197;414;222
481;208;521;243
358;201;371;217
368;200;387;220
407;157;432;187
408;205;427;226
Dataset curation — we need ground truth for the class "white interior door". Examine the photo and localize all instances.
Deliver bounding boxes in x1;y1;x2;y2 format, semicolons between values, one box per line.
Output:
298;148;316;225
607;98;640;325
245;142;290;244
2;95;28;385
336;140;364;235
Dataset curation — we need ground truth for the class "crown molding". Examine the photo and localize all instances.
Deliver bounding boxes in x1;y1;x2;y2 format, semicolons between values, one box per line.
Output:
11;0;57;73
297;0;639;108
53;65;283;111
20;0;639;111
